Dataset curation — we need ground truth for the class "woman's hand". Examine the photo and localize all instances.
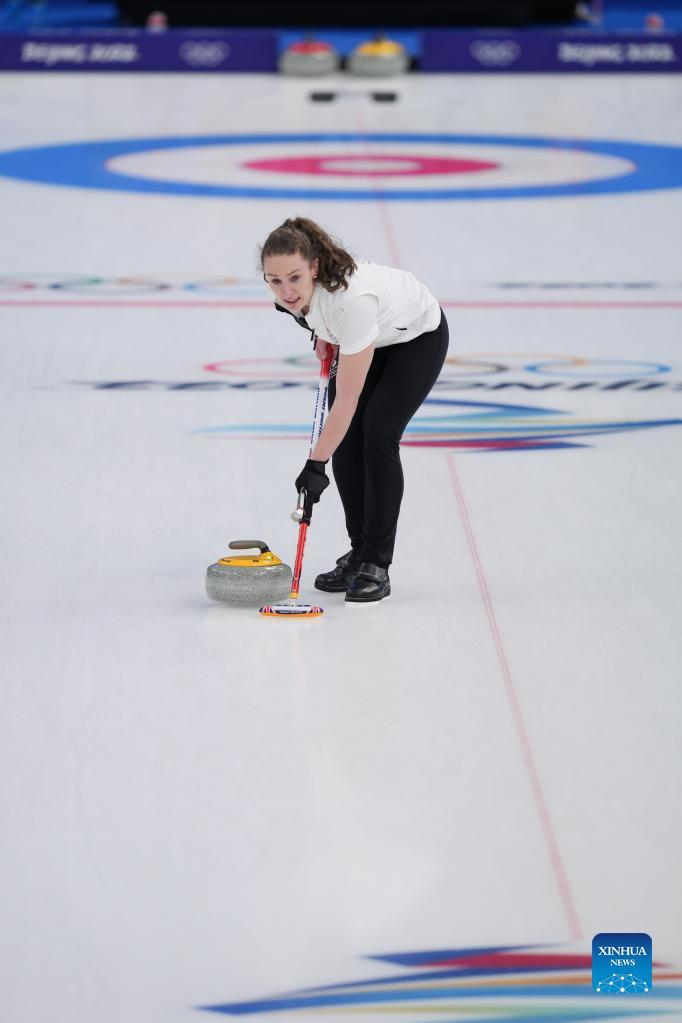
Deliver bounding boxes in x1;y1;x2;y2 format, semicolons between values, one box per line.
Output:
295;459;330;521
314;338;337;364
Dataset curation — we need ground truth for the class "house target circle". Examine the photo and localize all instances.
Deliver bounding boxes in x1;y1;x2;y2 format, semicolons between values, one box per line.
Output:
0;132;681;200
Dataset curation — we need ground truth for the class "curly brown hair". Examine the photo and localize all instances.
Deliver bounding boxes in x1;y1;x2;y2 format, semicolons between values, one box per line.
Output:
259;217;357;293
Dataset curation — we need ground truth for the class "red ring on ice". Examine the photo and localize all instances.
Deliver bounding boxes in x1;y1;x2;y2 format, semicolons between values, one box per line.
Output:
242;154;499;177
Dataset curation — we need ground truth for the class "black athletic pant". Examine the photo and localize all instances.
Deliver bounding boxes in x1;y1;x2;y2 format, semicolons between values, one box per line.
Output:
328;309;449;569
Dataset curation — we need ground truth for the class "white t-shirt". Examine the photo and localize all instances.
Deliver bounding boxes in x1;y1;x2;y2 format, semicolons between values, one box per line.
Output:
304;260;441;356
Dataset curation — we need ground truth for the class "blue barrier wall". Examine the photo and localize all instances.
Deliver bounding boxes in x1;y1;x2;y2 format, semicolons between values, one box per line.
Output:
0;25;680;72
0;28;278;70
421;29;682;71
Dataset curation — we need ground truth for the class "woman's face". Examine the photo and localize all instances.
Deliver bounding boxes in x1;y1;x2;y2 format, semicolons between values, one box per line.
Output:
263;252;319;315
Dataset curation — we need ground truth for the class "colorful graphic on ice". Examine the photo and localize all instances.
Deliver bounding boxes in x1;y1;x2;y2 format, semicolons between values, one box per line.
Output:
201;943;682;1020
197;396;682;452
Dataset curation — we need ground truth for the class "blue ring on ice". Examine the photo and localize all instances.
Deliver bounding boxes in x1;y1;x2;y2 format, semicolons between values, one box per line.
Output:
1;133;682;199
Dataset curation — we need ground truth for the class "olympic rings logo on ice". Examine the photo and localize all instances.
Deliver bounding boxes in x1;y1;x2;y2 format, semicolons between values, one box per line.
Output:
443;354;671;378
470;40;521;67
204;354;673;381
178;41;231;67
0;273;264;295
3;273;682;296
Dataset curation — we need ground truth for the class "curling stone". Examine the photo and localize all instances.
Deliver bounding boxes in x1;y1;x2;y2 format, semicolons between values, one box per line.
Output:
279;39;340;76
206;541;292;606
348;37;409;77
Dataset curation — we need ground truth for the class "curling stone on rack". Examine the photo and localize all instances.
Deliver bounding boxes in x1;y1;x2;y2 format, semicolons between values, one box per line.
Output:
206;541;292;606
279;37;340;76
348;36;409;77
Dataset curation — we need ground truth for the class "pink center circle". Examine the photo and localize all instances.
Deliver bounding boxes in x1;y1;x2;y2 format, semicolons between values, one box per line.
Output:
243;154;498;178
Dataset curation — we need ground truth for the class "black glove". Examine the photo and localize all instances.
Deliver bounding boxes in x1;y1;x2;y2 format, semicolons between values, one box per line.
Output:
295;459;329;516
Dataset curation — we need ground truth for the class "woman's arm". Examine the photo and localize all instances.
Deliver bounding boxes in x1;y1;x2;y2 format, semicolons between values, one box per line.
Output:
310;345;374;461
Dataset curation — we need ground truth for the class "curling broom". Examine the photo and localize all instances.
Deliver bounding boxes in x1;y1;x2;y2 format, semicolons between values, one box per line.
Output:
259;349;333;619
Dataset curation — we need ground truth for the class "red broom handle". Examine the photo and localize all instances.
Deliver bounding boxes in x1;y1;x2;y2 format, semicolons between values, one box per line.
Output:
288;348;334;599
308;348;334;453
290;521;308;600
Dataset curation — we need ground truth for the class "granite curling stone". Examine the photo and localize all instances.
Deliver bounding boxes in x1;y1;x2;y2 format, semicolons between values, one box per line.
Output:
206;541;292;606
279;39;340;76
348;37;409;76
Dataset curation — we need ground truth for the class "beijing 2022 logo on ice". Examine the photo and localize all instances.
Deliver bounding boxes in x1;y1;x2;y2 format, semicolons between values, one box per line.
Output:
592;933;653;994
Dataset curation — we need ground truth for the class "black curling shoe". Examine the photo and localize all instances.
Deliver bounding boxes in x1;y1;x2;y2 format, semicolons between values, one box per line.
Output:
314;549;362;593
345;563;391;604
